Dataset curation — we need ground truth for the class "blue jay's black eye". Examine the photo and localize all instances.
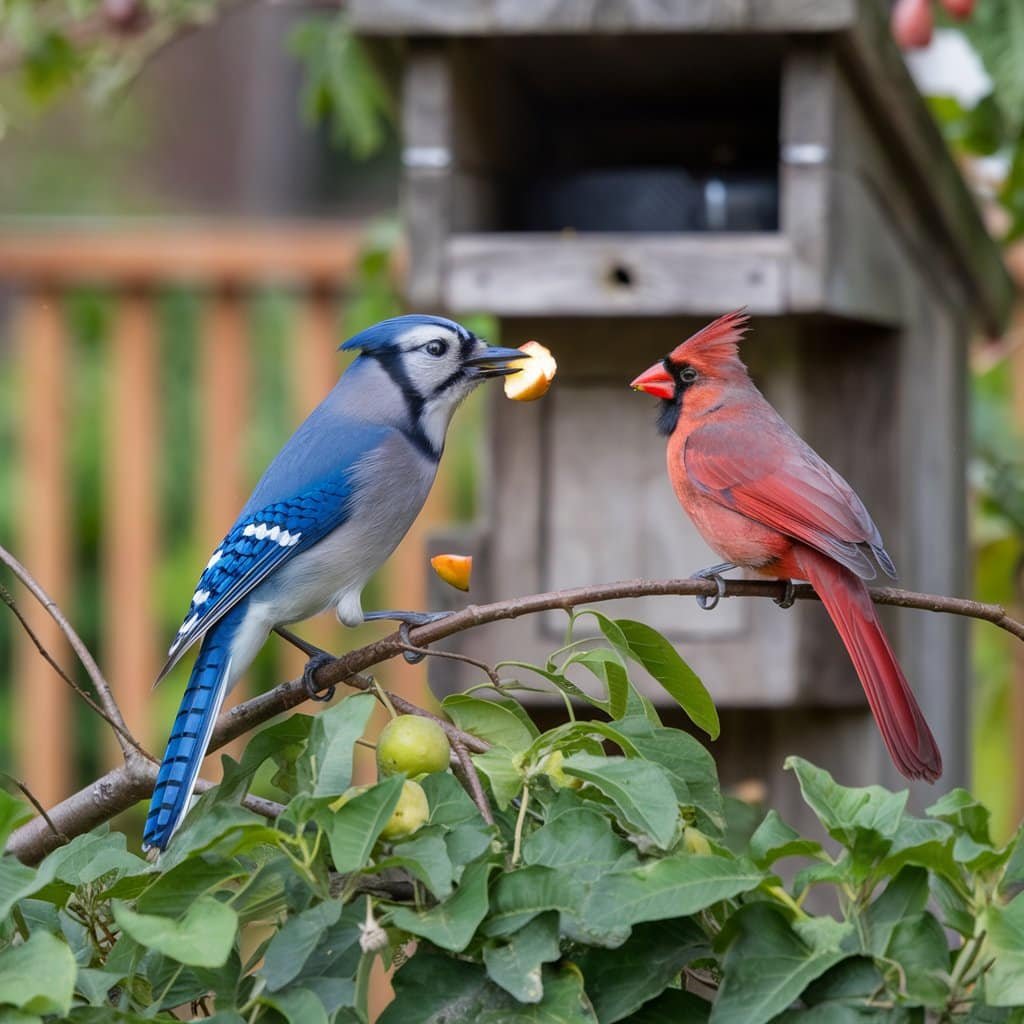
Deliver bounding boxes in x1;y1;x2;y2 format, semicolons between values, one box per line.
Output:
425;339;448;357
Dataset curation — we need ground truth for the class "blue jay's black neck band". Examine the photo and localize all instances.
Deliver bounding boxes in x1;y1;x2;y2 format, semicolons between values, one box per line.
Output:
365;351;439;460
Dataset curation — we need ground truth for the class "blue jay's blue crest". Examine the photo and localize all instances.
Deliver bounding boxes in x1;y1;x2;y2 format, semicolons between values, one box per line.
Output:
340;314;472;354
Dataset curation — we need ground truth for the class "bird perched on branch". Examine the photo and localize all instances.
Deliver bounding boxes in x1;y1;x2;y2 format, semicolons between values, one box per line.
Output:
144;315;523;850
630;311;942;782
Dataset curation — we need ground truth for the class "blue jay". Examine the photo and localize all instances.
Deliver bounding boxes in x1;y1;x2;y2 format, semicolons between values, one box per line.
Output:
143;314;523;851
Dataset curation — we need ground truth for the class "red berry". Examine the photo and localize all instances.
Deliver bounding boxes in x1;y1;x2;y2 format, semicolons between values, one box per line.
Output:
940;0;975;19
891;0;934;49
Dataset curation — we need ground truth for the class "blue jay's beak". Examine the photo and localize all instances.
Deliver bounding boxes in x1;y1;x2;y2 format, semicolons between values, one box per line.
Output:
464;345;525;379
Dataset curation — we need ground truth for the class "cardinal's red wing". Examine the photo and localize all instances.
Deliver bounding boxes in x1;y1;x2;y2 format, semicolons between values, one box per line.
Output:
682;416;894;580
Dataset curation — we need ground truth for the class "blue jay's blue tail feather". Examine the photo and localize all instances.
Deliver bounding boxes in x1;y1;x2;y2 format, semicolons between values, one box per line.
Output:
143;611;241;851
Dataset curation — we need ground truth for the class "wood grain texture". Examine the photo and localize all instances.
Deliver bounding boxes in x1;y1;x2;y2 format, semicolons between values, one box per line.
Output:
102;289;159;758
13;289;72;806
446;234;788;316
352;0;856;35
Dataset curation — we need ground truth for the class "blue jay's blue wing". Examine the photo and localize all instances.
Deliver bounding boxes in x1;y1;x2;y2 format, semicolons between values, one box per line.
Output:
158;482;353;682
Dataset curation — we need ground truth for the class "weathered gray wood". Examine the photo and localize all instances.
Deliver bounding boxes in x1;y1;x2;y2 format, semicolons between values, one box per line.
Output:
352;0;856;35
445;234;789;316
401;46;454;308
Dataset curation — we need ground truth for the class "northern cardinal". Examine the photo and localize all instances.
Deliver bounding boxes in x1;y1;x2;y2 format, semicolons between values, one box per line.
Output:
630;311;941;782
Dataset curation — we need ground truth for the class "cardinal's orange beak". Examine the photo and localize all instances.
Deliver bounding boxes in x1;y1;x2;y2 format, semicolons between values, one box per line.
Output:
630;362;675;400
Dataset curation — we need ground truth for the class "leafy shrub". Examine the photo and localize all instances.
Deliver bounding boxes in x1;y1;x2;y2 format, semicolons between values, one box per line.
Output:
1;612;1022;1023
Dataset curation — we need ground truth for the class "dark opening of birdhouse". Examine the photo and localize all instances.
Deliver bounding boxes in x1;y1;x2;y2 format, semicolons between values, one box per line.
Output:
450;36;782;234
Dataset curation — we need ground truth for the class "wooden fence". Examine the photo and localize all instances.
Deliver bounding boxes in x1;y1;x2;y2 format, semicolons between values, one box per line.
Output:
0;224;447;809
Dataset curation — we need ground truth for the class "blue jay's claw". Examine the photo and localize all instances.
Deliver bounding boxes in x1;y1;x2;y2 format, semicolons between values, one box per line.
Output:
303;652;337;703
774;580;797;609
398;622;427;665
692;562;737;612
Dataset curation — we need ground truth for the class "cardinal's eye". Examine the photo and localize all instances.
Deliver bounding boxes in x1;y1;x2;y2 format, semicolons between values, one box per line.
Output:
680;367;698;384
425;339;449;357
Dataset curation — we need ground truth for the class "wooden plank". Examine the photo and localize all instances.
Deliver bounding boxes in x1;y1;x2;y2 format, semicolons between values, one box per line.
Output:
838;1;1012;335
0;224;361;286
445;234;788;316
198;286;251;762
13;288;72;806
102;288;159;757
352;0;856;35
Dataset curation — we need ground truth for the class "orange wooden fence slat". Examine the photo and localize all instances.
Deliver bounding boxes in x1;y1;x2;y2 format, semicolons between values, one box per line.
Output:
13;287;72;806
198;286;251;763
102;289;160;759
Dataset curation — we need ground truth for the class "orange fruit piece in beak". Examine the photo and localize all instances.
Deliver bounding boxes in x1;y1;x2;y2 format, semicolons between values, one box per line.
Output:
504;341;557;402
430;553;473;592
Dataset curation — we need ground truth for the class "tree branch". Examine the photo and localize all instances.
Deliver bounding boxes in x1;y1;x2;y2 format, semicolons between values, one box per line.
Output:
0;544;142;762
8;577;1023;863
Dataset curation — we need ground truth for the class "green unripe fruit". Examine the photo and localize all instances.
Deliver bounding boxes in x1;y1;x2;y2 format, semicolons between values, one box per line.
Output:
380;780;430;840
683;826;712;855
540;750;582;790
377;716;451;778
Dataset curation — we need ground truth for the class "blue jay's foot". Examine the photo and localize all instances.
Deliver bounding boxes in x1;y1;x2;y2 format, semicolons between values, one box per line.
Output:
774;579;797;609
273;628;338;702
302;652;337;703
691;562;738;612
362;610;451;664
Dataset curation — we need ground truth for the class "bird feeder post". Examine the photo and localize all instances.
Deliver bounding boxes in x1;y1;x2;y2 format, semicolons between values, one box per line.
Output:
352;0;1011;816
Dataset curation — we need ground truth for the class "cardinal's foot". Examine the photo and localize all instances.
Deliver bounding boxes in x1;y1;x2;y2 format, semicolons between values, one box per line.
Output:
691;562;737;612
774;580;796;609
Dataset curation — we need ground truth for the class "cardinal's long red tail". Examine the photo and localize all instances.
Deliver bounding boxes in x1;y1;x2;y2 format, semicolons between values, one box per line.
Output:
796;548;942;782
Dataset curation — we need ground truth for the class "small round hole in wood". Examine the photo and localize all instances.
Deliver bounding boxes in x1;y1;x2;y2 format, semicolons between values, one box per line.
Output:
607;263;634;288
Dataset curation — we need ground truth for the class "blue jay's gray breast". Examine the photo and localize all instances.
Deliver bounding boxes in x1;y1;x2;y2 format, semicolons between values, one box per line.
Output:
249;433;438;626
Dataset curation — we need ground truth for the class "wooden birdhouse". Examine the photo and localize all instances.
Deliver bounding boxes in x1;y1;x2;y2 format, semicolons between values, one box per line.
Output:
351;0;1012;809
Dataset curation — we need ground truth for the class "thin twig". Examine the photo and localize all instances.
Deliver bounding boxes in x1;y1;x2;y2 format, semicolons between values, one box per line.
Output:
393;642;504;688
3;775;67;846
450;737;494;826
0;582;151;761
9;577;1024;864
0;544;139;760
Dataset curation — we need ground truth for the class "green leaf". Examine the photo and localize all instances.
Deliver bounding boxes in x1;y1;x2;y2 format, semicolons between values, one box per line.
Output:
473;748;523;810
300;692;375;798
381;826;455;900
442;694;535;752
323;774;404;873
564;649;630;718
585;853;763;931
749;811;823;868
964;1;1024;134
379;945;504;1023
561;754;680;850
615;718;724;833
0;930;76;1016
0;791;32;849
785;758;906;864
422;771;480;827
136;858;245;917
523;807;636;884
390;859;493;951
258;987;328;1024
792;917;855;955
879;815;957;880
112;896;238;968
984;892;1024;1006
0;856;41;920
622;989;712;1023
864;866;929;956
608;619;718;738
477;965;598;1024
576;917;707;1023
484;866;585;939
711;903;848;1024
883;912;949;1008
483;913;562;1003
260;900;342;991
